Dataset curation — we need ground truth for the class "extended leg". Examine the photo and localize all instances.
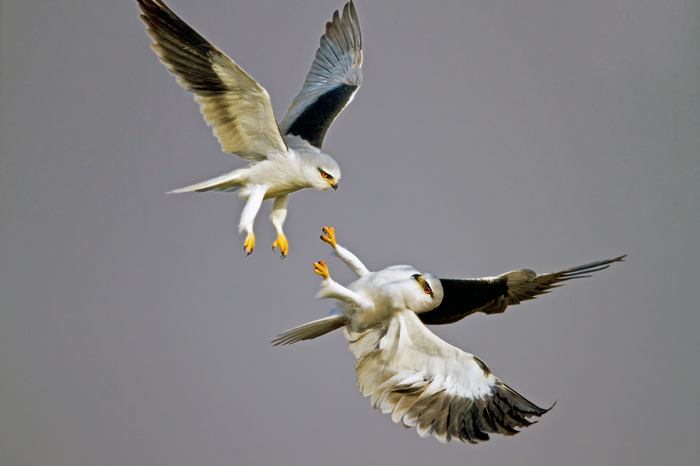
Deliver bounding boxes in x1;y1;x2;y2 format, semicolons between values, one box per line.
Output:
271;194;289;258
314;260;372;308
238;185;267;256
320;227;369;277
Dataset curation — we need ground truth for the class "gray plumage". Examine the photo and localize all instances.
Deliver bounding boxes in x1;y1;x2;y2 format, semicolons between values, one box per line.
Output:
137;0;362;256
274;227;624;444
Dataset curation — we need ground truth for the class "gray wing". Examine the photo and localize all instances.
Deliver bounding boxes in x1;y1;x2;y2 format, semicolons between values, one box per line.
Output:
138;0;288;161
278;1;362;149
419;255;626;325
350;310;551;444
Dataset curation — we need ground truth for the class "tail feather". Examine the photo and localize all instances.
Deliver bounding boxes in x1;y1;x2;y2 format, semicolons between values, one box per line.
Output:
272;315;348;346
167;170;243;194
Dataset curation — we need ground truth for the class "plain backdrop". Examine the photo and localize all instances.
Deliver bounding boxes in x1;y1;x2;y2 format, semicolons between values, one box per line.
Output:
1;0;698;465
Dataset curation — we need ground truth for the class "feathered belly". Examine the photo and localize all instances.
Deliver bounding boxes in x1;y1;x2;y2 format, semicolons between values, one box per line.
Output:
263;184;304;199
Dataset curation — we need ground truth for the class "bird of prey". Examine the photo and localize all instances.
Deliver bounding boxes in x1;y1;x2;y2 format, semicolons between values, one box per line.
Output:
273;227;625;444
137;0;362;257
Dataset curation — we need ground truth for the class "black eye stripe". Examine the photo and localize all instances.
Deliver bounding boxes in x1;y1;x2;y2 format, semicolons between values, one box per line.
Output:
413;274;433;296
318;168;333;179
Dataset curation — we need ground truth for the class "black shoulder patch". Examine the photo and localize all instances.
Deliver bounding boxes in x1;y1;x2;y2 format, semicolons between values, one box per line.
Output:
419;277;509;325
286;84;357;148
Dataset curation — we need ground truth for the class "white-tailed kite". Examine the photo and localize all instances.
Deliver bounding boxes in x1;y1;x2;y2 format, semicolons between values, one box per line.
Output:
274;227;625;444
137;0;362;257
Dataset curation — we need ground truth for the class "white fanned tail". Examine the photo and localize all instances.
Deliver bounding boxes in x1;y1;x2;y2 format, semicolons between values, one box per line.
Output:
272;315;348;346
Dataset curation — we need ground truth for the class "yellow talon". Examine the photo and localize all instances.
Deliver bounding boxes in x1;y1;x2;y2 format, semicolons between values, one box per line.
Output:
320;226;336;248
272;233;288;258
243;232;255;256
314;260;329;279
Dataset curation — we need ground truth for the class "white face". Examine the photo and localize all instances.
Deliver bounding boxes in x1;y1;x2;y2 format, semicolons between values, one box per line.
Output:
365;266;444;314
408;272;444;313
304;152;340;191
316;166;339;191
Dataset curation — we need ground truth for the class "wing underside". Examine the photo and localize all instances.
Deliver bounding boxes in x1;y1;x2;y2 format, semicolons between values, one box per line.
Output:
278;1;363;149
349;310;550;443
138;0;287;160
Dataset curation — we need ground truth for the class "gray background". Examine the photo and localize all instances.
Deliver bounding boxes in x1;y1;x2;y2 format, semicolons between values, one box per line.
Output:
2;0;698;465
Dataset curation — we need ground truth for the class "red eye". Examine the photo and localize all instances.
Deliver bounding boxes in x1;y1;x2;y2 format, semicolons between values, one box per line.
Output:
424;287;431;294
321;172;329;178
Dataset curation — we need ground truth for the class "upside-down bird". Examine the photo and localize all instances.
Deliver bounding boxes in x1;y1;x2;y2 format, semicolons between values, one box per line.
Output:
137;0;362;257
273;227;625;444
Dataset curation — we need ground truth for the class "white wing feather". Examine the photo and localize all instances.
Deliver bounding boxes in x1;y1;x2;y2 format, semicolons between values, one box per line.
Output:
349;310;551;443
138;0;288;160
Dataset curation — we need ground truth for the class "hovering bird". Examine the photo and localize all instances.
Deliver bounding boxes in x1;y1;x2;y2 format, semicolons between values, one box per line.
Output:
274;227;625;444
137;0;362;257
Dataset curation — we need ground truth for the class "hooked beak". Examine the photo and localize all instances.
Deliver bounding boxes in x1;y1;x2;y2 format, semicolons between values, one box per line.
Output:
330;181;338;191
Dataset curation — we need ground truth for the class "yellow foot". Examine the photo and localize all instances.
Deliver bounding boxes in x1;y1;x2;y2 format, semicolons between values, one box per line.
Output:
314;260;330;279
243;232;255;256
272;233;288;259
320;226;336;248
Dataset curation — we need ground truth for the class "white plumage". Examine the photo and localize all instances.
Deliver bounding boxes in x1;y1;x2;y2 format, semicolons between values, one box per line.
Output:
137;0;362;257
274;227;624;443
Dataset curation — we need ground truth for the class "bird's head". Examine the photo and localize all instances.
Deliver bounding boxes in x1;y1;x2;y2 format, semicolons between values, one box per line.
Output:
302;152;341;191
409;272;444;313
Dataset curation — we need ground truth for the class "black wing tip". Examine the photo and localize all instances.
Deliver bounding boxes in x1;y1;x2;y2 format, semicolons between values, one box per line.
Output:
559;254;626;278
347;2;360;21
439;387;553;444
345;1;359;24
327;1;362;50
339;1;357;22
526;399;556;417
137;0;167;17
280;0;362;145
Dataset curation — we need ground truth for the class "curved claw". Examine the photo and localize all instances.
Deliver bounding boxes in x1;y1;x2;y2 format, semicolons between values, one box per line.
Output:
272;233;288;259
320;226;336;248
314;260;330;280
243;232;255;256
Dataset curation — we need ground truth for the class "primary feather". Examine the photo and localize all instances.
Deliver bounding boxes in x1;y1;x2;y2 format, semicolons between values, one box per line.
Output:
139;0;287;160
273;228;624;442
278;1;363;148
420;255;627;325
349;310;551;444
137;1;362;256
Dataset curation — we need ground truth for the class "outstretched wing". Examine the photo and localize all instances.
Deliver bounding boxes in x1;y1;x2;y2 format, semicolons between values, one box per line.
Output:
419;255;626;325
278;1;362;149
348;310;551;444
138;0;287;161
